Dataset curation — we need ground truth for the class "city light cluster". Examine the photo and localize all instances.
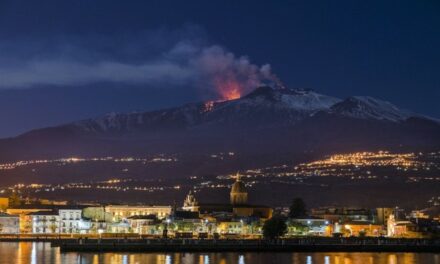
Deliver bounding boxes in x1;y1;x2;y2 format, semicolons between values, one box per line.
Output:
0;155;178;171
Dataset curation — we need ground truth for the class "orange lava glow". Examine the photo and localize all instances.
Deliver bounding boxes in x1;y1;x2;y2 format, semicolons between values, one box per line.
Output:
214;78;243;101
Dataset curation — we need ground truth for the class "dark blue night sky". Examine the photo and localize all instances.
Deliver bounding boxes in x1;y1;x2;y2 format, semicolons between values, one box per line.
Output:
0;0;439;137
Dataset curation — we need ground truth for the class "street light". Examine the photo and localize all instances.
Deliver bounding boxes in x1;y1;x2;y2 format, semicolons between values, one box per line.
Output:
98;228;104;239
344;225;352;236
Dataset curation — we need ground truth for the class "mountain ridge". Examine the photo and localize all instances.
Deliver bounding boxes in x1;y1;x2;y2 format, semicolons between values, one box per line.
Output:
1;86;439;162
44;86;437;136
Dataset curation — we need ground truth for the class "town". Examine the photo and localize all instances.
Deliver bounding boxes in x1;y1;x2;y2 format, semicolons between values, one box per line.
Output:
0;173;439;240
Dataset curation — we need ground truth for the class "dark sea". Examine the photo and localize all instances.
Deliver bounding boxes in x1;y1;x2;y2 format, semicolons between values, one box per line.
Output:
0;242;438;264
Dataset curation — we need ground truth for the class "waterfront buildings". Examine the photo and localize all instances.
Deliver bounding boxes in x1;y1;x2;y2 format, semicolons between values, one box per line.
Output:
286;218;330;236
216;220;244;236
30;211;60;234
169;211;209;237
105;205;172;221
6;206;53;233
339;221;383;237
127;215;159;235
108;221;130;233
311;207;371;223
0;175;438;238
376;208;395;225
387;215;421;238
0;213;19;234
90;220;107;234
184;175;273;220
59;209;82;234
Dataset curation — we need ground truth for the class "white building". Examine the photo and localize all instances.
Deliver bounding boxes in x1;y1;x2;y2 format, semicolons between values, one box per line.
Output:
77;219;92;234
109;221;130;233
127;215;158;235
90;221;108;233
0;213;19;234
30;211;60;234
105;205;172;221
59;209;82;234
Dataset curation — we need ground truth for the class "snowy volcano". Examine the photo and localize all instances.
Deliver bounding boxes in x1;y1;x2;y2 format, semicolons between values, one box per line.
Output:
0;86;439;161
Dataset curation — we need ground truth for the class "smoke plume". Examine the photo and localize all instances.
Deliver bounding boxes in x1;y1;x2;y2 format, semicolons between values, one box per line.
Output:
0;27;278;100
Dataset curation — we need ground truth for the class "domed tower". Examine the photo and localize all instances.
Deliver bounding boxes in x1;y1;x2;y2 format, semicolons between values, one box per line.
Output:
230;173;248;205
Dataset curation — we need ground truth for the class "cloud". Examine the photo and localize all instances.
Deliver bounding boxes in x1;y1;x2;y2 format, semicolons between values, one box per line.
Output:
0;26;276;99
0;60;195;87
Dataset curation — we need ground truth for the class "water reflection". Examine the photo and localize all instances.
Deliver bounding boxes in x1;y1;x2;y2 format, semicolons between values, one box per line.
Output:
0;243;438;264
238;255;245;264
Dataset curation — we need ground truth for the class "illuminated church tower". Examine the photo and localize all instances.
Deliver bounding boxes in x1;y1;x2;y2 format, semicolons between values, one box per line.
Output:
182;190;199;212
230;173;248;205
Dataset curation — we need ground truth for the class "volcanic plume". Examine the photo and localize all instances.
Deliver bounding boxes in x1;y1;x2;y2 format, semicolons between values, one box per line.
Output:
194;46;276;101
0;27;279;102
213;77;242;100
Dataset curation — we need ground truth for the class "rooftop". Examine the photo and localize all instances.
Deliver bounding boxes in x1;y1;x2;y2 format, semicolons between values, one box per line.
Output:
0;212;18;217
28;211;59;216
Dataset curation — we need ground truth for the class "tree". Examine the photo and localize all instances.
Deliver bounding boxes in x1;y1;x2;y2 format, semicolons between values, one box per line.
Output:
289;198;307;218
49;223;58;234
287;221;309;236
263;216;287;239
9;192;22;207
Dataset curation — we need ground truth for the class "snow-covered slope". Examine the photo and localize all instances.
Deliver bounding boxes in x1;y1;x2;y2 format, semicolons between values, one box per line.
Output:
73;86;343;133
237;86;341;111
195;86;342;126
60;86;438;135
329;96;411;122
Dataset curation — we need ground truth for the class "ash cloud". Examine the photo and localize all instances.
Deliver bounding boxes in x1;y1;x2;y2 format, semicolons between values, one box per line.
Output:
0;26;276;100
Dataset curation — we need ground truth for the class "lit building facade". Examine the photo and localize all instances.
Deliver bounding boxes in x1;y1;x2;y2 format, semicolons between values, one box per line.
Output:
127;216;159;235
286;218;330;236
0;213;19;234
387;215;421;238
376;208;395;225
216;221;245;236
105;205;172;222
30;211;60;234
6;207;53;233
59;209;82;234
311;207;372;223
340;222;383;237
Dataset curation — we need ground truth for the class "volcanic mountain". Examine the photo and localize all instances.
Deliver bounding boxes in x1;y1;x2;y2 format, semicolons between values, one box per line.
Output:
0;86;439;162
